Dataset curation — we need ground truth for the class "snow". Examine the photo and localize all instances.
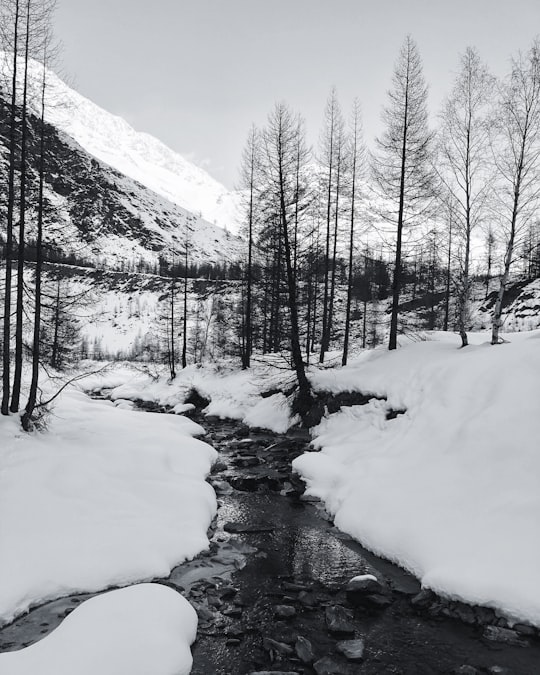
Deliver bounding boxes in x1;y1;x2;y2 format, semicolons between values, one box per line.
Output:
294;330;540;626
0;52;242;234
0;583;197;675
84;361;297;434
0;388;217;625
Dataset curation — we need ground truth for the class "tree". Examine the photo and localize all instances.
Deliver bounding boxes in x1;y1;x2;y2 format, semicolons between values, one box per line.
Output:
438;47;493;347
22;25;54;429
372;35;434;350
319;88;344;362
1;0;58;423
491;40;540;344
260;103;313;421
239;125;259;369
1;0;21;415
342;99;365;366
11;0;33;412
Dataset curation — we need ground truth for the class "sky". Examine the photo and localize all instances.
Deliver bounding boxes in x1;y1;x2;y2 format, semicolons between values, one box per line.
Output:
54;0;540;190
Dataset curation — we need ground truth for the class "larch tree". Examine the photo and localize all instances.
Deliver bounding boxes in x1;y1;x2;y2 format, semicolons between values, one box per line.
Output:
342;98;365;366
438;47;493;347
372;35;434;350
10;0;33;413
1;0;21;416
239;124;260;369
318;88;344;362
260;103;313;421
491;40;540;345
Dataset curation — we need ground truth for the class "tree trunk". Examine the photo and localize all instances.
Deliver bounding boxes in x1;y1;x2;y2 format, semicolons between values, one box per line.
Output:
11;0;31;412
2;1;20;415
22;52;46;430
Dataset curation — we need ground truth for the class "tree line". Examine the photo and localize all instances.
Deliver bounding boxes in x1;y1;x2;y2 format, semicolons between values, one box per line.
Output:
235;35;540;420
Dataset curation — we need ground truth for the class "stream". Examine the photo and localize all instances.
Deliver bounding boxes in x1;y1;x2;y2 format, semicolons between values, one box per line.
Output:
1;407;540;674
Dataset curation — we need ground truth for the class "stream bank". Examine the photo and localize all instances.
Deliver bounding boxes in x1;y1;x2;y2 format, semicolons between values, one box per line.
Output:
1;400;539;674
183;414;540;675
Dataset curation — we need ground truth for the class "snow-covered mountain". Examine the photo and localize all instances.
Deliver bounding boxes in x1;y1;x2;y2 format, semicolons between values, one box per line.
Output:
0;53;245;268
20;57;242;233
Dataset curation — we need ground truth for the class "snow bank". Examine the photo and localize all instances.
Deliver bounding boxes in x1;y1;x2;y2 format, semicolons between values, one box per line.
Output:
0;389;217;625
0;583;196;675
84;361;297;433
294;330;540;626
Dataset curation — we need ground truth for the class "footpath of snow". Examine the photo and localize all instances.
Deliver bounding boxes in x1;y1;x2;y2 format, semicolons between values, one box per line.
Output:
0;388;217;625
0;584;196;675
294;330;540;626
83;359;296;434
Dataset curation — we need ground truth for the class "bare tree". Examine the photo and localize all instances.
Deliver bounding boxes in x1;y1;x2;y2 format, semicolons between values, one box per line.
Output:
318;88;343;362
239;124;260;369
491;40;540;344
1;0;21;415
438;47;494;347
372;35;434;350
342;99;365;366
261;103;313;421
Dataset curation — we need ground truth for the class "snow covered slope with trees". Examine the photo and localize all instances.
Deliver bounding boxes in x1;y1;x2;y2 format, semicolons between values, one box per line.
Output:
10;53;242;233
0;56;244;270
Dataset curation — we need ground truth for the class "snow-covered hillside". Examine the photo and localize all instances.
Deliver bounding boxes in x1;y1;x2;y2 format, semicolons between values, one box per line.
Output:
0;63;245;269
0;52;242;233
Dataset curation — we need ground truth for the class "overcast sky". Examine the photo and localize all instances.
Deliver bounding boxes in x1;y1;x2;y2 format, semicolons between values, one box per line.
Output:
55;0;540;189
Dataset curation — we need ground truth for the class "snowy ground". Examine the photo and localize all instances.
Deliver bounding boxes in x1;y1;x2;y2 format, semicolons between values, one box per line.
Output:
82;356;298;434
0;584;197;675
293;330;540;627
80;331;540;629
0;385;217;671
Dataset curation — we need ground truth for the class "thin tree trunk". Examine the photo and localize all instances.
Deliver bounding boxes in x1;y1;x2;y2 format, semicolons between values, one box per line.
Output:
243;153;255;369
22;52;47;430
319;118;334;363
11;0;31;412
2;0;20;416
443;213;453;331
327;143;342;354
181;238;188;368
389;84;409;351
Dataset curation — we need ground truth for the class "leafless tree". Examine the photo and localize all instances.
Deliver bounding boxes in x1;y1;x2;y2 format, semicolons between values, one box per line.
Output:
491;40;540;344
438;47;494;347
372;35;434;350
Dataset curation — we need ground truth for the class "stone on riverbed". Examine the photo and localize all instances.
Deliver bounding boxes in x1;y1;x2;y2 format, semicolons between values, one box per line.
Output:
274;604;296;618
262;637;294;656
345;574;390;608
313;655;351;674
336;638;365;661
295;635;315;663
325;605;355;634
483;625;529;647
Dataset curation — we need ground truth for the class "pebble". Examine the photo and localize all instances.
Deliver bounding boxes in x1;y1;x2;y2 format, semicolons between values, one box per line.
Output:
295;635;315;663
262;637;294;656
483;626;529;647
313;655;351;674
325;605;355;634
336;638;365;661
274;604;296;618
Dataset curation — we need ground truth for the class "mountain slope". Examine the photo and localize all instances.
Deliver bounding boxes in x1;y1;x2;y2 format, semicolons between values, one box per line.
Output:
14;55;242;233
0;58;243;269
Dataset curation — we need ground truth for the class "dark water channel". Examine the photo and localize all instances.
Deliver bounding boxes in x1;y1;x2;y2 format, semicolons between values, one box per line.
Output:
2;409;540;675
